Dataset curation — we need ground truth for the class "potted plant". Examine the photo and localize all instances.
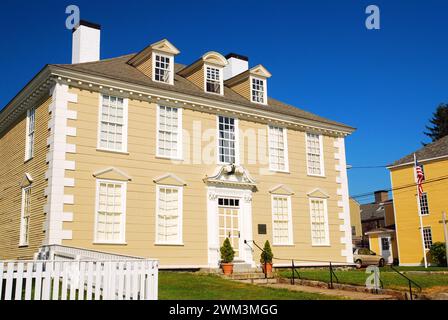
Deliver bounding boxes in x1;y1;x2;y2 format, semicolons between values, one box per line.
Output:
260;240;274;275
220;238;235;275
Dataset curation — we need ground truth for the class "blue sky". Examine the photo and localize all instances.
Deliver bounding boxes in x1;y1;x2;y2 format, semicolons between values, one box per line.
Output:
1;0;447;203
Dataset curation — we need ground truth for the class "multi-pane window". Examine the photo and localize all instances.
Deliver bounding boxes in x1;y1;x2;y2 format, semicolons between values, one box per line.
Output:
306;133;324;176
218;116;237;164
154;54;171;83
156;186;182;244
310;198;329;245
269;126;288;171
95;181;126;243
19;187;31;246
251;77;266;104
99;95;126;152
272;196;292;245
25;107;35;161
381;238;390;251
419;193;430;216
205;66;222;94
157;106;181;159
423;227;433;250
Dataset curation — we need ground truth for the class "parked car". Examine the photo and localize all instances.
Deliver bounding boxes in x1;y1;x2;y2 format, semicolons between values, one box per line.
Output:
353;248;385;268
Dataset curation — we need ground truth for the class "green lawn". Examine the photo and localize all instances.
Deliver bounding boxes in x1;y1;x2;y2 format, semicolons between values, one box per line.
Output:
278;267;448;291
158;272;341;300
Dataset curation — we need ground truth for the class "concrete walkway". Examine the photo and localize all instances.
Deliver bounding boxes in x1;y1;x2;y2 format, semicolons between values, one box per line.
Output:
264;282;396;300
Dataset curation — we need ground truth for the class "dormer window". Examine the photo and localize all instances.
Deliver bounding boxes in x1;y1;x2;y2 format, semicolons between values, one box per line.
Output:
127;39;180;85
205;65;223;95
251;77;266;104
153;53;173;84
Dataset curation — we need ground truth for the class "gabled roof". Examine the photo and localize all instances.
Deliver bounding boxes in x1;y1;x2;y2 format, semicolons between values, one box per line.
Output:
46;54;353;131
389;135;448;168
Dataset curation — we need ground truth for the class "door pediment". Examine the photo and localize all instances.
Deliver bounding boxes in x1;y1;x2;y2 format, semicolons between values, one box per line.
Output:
204;165;257;191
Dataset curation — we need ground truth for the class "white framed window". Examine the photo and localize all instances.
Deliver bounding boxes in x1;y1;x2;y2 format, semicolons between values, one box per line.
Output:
94;180;127;244
19;186;31;246
156;105;183;160
251;76;267;104
217;116;239;164
268;126;289;172
153;53;174;84
25;107;35;161
419;193;430;216
306;133;325;176
271;195;293;245
205;65;223;95
309;198;330;246
423;227;433;250
156;185;183;245
98;95;128;153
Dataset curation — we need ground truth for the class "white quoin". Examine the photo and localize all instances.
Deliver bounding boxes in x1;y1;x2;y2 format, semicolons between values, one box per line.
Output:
223;53;249;80
72;21;101;64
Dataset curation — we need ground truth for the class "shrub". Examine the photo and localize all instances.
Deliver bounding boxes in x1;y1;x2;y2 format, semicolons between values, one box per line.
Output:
220;238;235;263
260;240;274;264
429;242;447;266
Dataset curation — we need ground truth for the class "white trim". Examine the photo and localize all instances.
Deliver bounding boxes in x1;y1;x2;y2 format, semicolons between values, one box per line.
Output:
309;197;330;247
216;115;240;165
250;75;268;105
387;154;448;169
45;83;77;245
152;51;174;85
24;107;35;161
268;125;290;173
94;179;127;244
155;184;183;246
19;186;32;246
204;64;224;95
97;94;129;154
271;194;294;246
306;133;325;177
156;105;183;161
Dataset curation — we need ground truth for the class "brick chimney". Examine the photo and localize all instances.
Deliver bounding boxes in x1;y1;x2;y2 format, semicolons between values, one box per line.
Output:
374;190;389;203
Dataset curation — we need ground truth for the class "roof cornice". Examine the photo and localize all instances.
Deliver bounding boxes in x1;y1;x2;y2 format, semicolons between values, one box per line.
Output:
1;65;355;136
49;66;355;136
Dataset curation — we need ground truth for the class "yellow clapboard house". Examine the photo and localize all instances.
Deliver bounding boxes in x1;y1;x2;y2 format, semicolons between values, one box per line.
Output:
0;21;356;269
388;135;448;266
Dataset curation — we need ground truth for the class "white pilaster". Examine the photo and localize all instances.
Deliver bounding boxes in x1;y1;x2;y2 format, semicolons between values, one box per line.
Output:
44;82;77;245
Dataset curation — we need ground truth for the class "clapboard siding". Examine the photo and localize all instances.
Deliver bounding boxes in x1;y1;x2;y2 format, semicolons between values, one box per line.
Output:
0;96;51;260
61;87;346;265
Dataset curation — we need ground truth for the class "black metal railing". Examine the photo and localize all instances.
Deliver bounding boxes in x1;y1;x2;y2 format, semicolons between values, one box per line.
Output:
389;266;422;300
245;240;344;289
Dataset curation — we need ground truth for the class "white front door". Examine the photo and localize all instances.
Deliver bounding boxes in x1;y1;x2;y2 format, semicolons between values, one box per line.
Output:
379;236;393;264
218;198;241;259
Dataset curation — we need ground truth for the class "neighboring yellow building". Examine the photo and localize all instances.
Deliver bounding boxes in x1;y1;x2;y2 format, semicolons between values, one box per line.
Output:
0;21;356;269
349;198;362;243
388;136;448;266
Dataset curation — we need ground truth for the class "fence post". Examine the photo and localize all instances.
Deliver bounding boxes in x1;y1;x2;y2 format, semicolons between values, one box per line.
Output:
329;262;333;289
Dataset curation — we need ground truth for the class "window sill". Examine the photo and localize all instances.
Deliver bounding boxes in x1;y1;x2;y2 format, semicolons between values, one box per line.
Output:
307;174;326;178
93;242;128;246
96;148;129;155
311;244;331;247
273;244;294;247
155;155;183;162
154;243;184;247
18;244;29;248
269;169;290;174
24;157;34;164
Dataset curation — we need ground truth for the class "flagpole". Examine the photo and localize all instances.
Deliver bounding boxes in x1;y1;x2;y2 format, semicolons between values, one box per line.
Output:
414;153;428;268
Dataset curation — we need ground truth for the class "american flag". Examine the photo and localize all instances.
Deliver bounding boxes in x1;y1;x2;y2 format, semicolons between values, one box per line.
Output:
414;155;425;198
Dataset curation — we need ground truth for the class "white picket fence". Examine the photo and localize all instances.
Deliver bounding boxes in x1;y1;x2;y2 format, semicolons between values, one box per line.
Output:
0;259;158;300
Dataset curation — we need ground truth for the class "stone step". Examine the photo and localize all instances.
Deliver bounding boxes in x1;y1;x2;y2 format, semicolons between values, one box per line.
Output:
226;272;275;280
